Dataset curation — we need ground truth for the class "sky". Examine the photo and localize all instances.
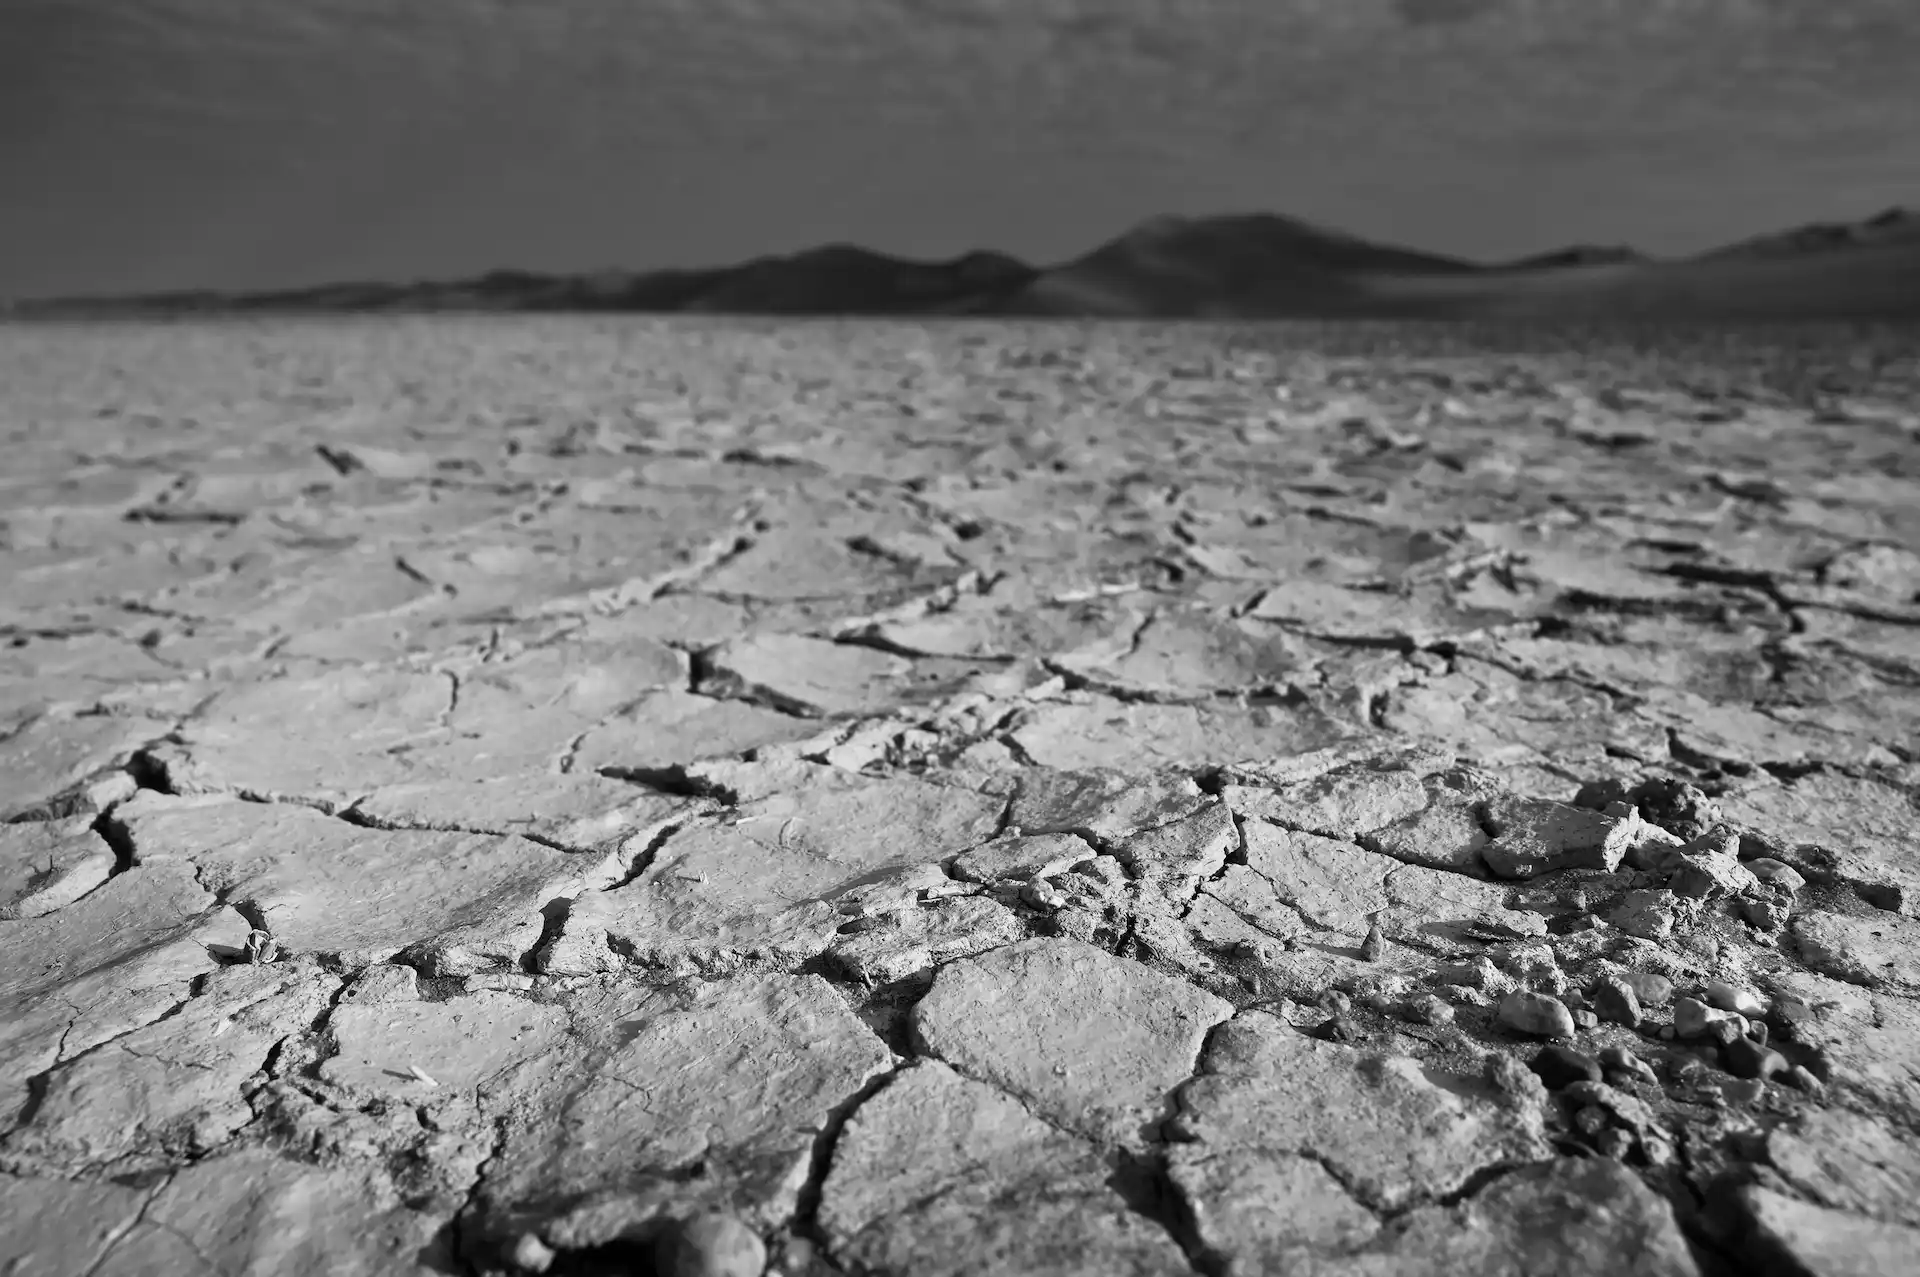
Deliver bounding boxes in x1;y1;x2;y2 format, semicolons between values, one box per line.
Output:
2;0;1916;298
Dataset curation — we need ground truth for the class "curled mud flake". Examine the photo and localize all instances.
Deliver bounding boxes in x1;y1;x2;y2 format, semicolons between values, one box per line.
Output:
241;929;279;965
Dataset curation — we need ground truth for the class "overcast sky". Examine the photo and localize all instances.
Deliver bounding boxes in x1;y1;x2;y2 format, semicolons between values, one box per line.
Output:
2;0;1915;298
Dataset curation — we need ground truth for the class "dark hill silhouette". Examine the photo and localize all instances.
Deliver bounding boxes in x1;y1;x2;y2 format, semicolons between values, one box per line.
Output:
986;213;1481;318
1496;245;1649;271
1700;206;1920;261
9;203;1918;321
678;245;1034;314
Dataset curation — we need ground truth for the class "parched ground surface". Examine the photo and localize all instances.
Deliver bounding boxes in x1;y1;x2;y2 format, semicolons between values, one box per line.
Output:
2;316;1919;1277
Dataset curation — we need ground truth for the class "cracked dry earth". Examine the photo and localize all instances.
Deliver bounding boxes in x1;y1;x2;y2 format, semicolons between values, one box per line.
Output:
2;318;1919;1277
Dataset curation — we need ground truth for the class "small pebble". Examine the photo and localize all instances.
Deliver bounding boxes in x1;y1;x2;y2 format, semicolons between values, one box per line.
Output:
1705;1017;1745;1048
1783;1064;1826;1096
1718;1076;1765;1106
1317;1014;1364;1044
779;1237;817;1273
656;1212;767;1277
1768;994;1816;1037
1705;979;1766;1018
1571;1008;1599;1030
1485;1052;1550;1105
1741;899;1786;930
1498;991;1577;1039
1360;922;1385;962
1597;1045;1659;1088
1623;971;1674;1008
1640;1133;1676;1167
1748;1020;1769;1046
1673;997;1723;1040
1317;989;1353;1016
1573;1105;1611;1136
510;1233;555;1274
1590;977;1642;1028
1402;993;1455;1026
1529;1044;1603;1091
1238;937;1282;964
1594;1127;1635;1159
1438;956;1507;992
1020;879;1066;911
1722;1035;1787;1081
1747;858;1806;893
1668;1055;1713;1086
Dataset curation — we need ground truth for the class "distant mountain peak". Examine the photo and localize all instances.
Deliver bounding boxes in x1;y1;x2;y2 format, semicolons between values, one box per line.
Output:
12;200;1916;322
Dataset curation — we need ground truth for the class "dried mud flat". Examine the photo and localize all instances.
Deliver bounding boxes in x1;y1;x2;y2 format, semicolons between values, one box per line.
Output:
2;315;1918;1277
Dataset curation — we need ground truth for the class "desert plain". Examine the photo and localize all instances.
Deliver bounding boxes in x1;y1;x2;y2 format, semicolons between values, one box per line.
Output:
1;315;1918;1276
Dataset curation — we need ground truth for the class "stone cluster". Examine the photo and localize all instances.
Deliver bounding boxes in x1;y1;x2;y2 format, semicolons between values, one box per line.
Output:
2;319;1917;1275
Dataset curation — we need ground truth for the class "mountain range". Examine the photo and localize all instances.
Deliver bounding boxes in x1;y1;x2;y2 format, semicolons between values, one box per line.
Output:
12;206;1919;322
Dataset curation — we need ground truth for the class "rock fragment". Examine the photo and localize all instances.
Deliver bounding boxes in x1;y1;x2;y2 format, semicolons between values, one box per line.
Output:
1110;800;1236;901
1296;1156;1698;1276
1764;1107;1920;1227
549;767;1001;974
1529;1045;1602;1091
1608;889;1678;941
1721;770;1920;916
1498;991;1577;1038
1705;978;1767;1018
115;791;601;973
1623;970;1675;1007
0;1175;150;1276
87;1148;441;1276
1170;1145;1381;1271
1009;695;1357;771
1590;976;1642;1028
1791;909;1920;996
0;817;115;919
470;974;890;1262
1359;798;1493;873
1170;1012;1548;1213
909;937;1232;1142
1479;795;1639;879
1722;1185;1920;1277
320;990;569;1100
1597;1045;1659;1089
655;1212;766;1277
570;686;822;778
1722;1035;1787;1082
0;860;223;1121
697;631;915;717
345;774;702;855
1223;762;1430;842
827;894;1023;985
950;831;1097;884
1005;767;1207;843
820;1060;1190;1277
7;963;336;1172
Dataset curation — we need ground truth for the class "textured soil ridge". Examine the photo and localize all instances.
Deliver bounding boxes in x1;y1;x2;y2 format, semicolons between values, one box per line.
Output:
2;316;1918;1276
